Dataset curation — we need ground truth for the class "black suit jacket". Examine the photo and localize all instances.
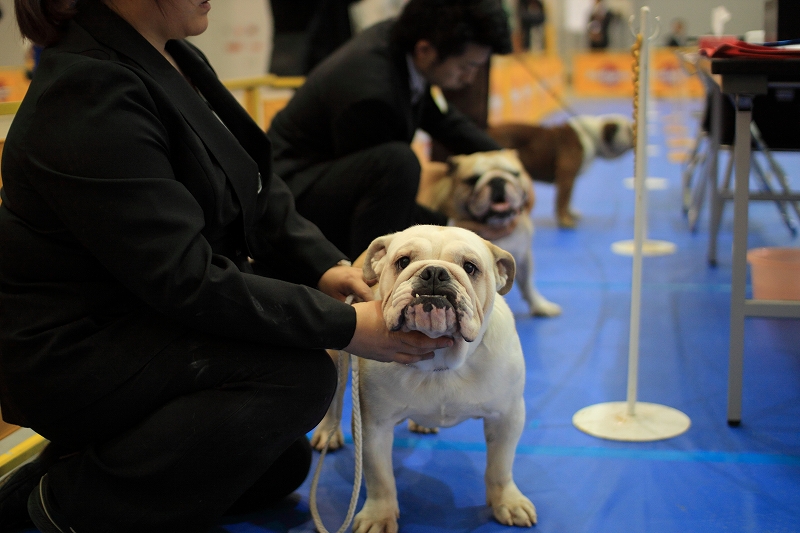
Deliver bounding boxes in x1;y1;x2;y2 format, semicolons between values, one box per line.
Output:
0;2;355;424
267;20;501;196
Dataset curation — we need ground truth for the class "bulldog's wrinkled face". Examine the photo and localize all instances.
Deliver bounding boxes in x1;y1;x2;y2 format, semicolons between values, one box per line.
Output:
363;226;515;344
447;149;531;227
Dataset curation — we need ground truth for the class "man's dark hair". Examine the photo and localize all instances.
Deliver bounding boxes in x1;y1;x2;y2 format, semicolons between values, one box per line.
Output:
391;0;512;60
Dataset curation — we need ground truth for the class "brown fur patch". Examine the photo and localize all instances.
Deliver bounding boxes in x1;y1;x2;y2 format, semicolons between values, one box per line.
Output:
487;123;585;228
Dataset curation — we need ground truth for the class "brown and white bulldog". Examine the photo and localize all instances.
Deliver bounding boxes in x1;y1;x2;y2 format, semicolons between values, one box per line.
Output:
488;113;634;229
311;225;537;533
418;149;561;317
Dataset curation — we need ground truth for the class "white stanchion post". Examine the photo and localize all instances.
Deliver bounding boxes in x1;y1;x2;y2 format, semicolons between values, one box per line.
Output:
611;5;676;259
573;7;690;442
626;6;650;417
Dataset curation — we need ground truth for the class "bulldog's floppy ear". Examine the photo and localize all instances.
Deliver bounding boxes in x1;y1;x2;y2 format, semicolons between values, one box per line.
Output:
486;241;516;295
446;155;460;175
362;234;395;282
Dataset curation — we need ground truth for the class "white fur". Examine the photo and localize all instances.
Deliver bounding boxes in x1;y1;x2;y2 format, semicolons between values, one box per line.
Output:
445;150;561;317
493;216;562;317
311;226;537;532
569;113;635;176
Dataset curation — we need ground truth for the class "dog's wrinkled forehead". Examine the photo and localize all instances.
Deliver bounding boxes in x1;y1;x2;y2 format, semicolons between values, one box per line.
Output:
364;225;516;297
386;231;490;273
449;149;525;181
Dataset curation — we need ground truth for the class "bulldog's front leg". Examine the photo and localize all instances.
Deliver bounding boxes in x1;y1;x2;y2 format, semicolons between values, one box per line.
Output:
516;246;561;318
483;398;537;527
353;421;400;533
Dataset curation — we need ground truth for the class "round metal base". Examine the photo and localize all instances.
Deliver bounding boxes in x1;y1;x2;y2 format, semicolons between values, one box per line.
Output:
573;401;691;442
623;177;669;190
611;239;677;256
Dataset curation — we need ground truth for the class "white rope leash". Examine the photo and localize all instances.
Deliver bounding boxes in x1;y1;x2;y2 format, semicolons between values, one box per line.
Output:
309;295;364;533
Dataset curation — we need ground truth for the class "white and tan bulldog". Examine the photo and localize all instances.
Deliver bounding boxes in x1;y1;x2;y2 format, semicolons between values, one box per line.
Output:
488;114;634;228
311;225;537;532
418;149;561;317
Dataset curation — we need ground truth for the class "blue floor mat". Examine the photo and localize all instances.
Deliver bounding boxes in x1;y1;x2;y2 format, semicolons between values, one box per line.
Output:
232;97;800;533
24;97;800;533
216;97;800;533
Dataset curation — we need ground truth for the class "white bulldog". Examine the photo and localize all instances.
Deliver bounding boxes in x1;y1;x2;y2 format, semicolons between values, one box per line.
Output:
311;225;537;532
419;149;561;317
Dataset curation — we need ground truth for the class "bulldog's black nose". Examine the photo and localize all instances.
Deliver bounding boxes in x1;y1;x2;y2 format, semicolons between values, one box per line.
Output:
489;178;507;202
420;266;451;284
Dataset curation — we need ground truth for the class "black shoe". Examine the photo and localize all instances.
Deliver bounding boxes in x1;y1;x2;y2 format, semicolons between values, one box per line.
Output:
0;443;58;530
28;473;74;533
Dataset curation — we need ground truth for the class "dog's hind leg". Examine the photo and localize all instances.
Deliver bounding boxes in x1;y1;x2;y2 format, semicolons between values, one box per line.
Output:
310;350;349;451
555;164;582;229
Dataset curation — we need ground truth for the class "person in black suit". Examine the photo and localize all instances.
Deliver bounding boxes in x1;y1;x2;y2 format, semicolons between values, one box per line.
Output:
0;1;450;532
267;0;514;260
587;0;613;50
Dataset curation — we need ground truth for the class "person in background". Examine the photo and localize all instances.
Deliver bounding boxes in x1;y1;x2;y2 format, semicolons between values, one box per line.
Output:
517;0;546;51
303;0;360;73
267;0;517;260
587;0;613;50
665;18;687;47
0;1;449;532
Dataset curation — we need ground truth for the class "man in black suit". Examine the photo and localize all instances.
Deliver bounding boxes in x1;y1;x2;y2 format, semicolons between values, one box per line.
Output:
267;0;513;259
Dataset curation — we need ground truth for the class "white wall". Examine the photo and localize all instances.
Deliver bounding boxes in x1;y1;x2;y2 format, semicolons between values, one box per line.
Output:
0;0;27;67
0;0;274;77
0;0;770;71
187;0;274;79
638;0;764;41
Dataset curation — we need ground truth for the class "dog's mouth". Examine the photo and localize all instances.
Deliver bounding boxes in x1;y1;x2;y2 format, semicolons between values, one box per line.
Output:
385;263;480;342
473;206;519;225
464;174;525;225
393;292;459;338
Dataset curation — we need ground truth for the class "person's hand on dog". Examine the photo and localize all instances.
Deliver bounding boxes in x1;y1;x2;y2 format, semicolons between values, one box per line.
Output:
318;264;375;302
345;300;452;364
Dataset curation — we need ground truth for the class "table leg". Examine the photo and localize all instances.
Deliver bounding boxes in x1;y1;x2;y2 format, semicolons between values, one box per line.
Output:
726;94;753;426
706;84;722;266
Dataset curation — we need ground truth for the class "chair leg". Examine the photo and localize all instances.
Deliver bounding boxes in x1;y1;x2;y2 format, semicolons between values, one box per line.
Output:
751;155;798;236
682;130;707;214
687;158;707;232
750;122;800;234
707;149;734;266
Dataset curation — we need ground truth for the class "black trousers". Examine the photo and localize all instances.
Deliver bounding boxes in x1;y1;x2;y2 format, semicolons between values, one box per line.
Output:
27;331;337;533
288;142;448;260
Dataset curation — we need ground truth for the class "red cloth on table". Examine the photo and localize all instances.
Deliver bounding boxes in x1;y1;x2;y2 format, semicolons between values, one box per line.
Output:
700;41;800;59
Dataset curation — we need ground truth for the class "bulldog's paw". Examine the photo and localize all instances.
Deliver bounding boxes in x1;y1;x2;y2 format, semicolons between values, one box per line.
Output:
557;208;583;229
353;500;400;533
528;288;561;317
408;419;439;434
488;484;537;527
557;214;578;229
532;295;562;318
310;425;344;451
